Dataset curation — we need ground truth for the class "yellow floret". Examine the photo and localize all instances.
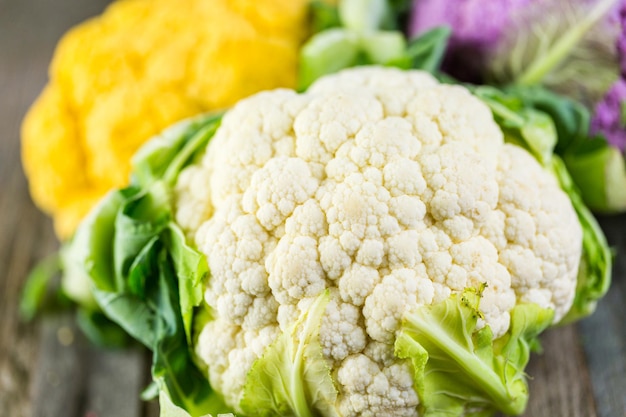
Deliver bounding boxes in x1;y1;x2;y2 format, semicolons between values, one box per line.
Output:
21;0;311;239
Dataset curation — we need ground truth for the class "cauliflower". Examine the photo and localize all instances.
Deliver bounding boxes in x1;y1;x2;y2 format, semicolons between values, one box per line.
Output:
21;0;310;239
172;67;583;416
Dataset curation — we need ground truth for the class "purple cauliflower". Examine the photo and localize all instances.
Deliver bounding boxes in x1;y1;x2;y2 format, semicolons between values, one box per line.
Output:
592;3;626;152
408;0;532;81
408;0;532;46
409;0;622;90
591;79;626;151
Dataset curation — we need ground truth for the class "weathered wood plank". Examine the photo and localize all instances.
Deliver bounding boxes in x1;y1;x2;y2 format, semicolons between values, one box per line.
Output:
579;214;626;417
0;130;58;417
30;314;85;417
31;313;150;417
83;345;148;417
0;10;56;413
0;0;112;416
523;325;598;417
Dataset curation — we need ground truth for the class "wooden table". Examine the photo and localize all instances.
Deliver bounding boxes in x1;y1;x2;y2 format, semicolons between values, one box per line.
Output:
0;1;624;416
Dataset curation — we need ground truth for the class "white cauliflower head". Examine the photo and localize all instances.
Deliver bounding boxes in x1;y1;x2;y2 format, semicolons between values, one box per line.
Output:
176;67;582;416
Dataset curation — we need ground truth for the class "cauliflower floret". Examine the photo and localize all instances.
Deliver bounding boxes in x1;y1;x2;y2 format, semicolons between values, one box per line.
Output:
179;67;583;416
364;267;435;343
496;145;582;320
266;235;326;304
336;354;418;417
320;292;367;362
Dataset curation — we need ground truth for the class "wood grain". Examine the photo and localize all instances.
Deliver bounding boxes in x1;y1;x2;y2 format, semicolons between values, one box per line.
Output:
30;313;150;417
30;315;86;417
0;0;111;416
0;0;623;416
579;214;626;417
83;345;147;417
524;325;598;417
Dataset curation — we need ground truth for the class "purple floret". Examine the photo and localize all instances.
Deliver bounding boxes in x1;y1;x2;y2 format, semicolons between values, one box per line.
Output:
409;0;530;48
590;0;626;152
408;0;532;81
591;79;626;152
409;0;625;83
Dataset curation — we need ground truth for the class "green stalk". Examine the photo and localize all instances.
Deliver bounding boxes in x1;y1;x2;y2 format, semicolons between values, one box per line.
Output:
291;322;313;417
517;0;618;85
290;293;329;417
404;311;525;415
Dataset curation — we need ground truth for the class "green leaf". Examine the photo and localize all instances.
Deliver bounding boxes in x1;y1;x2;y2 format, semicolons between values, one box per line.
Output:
562;138;626;213
474;86;558;165
162;118;222;186
19;253;65;321
141;381;160;401
93;289;158;348
549;157;612;323
503;86;591;154
132;114;222;188
132;120;196;186
517;111;557;164
298;24;450;91
338;0;393;32
165;223;209;345
360;31;406;66
395;289;553;417
63;189;126;293
91;233;224;416
298;10;450;90
150;252;225;416
127;236;161;297
113;185;170;289
75;308;133;348
240;290;339;417
389;26;451;73
308;0;341;34
298;29;361;90
160;390;200;417
60;113;224;414
159;390;234;417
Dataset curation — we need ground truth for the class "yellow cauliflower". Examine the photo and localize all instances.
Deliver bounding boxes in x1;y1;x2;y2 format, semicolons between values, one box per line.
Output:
22;0;311;239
